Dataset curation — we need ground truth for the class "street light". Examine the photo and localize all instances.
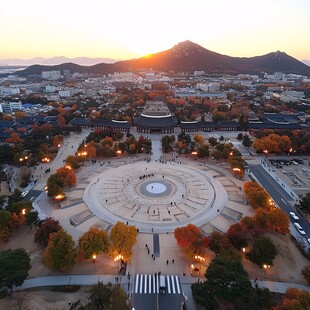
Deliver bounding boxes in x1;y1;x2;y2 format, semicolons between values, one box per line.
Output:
21;208;26;215
92;254;96;263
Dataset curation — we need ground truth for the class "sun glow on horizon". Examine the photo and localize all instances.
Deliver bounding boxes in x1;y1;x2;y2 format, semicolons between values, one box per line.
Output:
0;0;309;61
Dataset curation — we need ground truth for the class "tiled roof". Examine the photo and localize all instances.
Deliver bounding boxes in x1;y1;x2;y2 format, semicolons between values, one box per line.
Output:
69;117;91;126
136;115;176;128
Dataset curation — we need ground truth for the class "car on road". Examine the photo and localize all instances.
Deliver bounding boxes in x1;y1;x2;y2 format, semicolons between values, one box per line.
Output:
289;212;299;220
294;222;306;235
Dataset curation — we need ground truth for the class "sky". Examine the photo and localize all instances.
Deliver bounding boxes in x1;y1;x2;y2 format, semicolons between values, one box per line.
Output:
0;0;309;61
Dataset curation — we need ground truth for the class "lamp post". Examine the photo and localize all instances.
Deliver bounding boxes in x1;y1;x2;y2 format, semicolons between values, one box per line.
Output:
92;254;96;263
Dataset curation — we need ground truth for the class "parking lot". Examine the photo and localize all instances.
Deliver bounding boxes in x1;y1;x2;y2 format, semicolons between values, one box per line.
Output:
268;157;310;199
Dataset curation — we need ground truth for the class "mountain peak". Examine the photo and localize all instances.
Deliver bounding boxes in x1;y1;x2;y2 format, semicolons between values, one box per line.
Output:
171;40;205;58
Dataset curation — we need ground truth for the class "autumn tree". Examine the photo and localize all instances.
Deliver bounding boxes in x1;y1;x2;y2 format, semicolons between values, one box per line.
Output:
109;222;137;263
5;132;21;144
34;217;62;247
52;135;64;148
274;288;310;310
65;155;81;169
56;166;77;187
174;224;201;248
77;227;109;261
248;236;277;268
174;224;210;257
244;181;271;210
226;222;249;250
193;134;204;145
0;248;31;297
268;208;289;233
43;229;76;271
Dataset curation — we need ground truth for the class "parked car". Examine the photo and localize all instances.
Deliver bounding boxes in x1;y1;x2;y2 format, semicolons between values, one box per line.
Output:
289;212;299;220
294;223;306;235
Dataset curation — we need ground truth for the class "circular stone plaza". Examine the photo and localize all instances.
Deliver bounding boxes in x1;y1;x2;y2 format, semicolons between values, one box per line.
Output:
83;161;228;233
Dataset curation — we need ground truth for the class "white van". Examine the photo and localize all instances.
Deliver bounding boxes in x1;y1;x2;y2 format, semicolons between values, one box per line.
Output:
159;275;166;294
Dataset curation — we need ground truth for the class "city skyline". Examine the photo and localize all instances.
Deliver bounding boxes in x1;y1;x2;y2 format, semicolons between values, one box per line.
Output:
1;0;310;62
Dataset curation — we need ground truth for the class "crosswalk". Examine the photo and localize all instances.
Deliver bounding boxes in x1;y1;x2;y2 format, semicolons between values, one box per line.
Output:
133;274;182;295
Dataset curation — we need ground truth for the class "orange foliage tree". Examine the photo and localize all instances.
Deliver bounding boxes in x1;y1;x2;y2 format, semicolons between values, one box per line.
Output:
174;224;210;257
253;134;292;154
244;181;271;210
274;288;310;310
267;208;289;233
52;135;64;148
5;132;21;144
56;166;77;187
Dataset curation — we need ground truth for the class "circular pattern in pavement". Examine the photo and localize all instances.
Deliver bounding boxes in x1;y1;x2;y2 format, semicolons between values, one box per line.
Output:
142;181;172;197
83;162;227;232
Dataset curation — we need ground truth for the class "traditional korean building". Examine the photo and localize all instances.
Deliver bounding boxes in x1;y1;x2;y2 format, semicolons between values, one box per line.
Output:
135;101;176;134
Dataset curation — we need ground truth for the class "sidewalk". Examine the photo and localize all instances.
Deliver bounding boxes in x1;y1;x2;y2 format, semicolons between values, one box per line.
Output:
14;274;310;294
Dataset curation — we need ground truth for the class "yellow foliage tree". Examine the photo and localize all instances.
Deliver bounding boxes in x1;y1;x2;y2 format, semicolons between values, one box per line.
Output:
109;222;137;263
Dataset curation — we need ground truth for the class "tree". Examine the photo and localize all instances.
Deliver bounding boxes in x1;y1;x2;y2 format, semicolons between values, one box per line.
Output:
43;229;76;271
174;224;201;248
83;282;131;310
208;137;218;147
237;132;243;140
226;222;249;250
0;209;12;229
52;135;63;148
275;288;310;310
34;217;62;247
296;192;310;214
204;254;254;309
56;166;77;187
25;211;39;229
7;200;32;215
191;282;216;310
242;134;253;148
174;224;210;257
197;144;210;158
77;227;109;261
5;132;21;144
248;236;277;268
0;248;31;297
109;222;137;263
302;265;310;285
193;134;204;145
244;181;271;210
0;209;13;241
268;208;289;233
109;284;131;310
209;231;231;253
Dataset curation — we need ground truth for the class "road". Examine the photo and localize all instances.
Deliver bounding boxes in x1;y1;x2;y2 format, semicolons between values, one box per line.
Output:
249;164;310;238
131;274;185;310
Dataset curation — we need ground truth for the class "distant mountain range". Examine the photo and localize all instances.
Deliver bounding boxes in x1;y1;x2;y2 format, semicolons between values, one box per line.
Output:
15;41;310;76
302;60;310;66
0;56;117;66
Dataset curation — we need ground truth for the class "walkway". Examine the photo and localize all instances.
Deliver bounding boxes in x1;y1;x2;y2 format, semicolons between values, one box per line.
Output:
14;274;310;294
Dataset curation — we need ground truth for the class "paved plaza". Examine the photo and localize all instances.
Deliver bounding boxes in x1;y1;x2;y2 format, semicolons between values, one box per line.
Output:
83;161;227;233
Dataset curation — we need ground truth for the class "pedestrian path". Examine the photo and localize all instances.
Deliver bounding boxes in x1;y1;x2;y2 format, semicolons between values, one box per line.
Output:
133;274;182;295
